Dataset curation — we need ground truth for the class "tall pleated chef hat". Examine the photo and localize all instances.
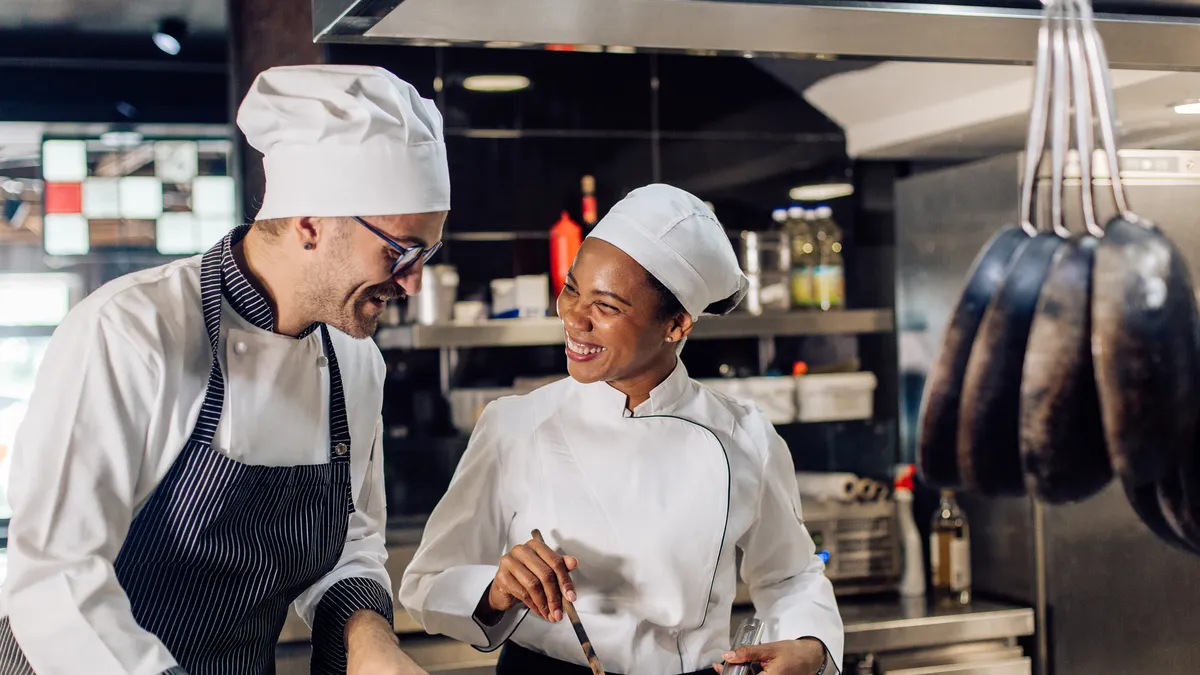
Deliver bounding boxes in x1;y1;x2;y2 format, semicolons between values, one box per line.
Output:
236;64;450;221
587;184;748;318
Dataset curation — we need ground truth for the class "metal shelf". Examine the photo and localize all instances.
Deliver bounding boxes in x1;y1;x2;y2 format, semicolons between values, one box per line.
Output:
374;308;894;350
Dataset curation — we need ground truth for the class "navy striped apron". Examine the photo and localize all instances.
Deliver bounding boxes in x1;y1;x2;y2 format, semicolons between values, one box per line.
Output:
0;239;358;675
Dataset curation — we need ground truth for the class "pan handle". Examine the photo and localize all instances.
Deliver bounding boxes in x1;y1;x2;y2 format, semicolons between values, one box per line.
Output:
1073;0;1134;222
1049;0;1071;239
1017;0;1056;236
1065;0;1102;237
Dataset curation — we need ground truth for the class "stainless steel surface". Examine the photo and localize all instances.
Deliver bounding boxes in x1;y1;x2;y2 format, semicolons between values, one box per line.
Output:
874;642;1025;670
883;660;1030;675
895;150;1200;674
841;601;1035;654
375;308;894;349
281;534;1031;674
311;0;1200;70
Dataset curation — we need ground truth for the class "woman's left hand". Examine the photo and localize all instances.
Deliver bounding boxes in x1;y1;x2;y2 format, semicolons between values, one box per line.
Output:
714;637;827;674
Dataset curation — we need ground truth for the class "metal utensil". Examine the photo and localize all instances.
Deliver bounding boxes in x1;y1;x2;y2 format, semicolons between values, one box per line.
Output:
530;529;605;675
955;0;1069;497
723;617;765;675
1018;0;1111;504
914;3;1052;489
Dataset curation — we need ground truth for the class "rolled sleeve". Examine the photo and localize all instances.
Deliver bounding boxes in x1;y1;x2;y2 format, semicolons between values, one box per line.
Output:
310;576;396;674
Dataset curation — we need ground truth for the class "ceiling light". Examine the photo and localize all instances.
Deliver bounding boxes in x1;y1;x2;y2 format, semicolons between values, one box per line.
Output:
153;18;187;56
789;182;855;201
483;41;529;49
1173;100;1200;115
462;75;531;93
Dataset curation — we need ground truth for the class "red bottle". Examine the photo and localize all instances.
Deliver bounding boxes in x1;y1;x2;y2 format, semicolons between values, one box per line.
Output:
550;210;582;297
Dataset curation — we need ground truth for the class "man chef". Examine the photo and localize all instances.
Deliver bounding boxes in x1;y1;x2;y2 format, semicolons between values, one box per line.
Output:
0;65;446;675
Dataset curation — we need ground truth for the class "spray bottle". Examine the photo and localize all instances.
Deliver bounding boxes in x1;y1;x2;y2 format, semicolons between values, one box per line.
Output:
895;464;926;598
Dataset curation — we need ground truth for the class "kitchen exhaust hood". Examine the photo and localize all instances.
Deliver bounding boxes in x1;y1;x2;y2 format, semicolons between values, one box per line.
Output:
312;0;1200;70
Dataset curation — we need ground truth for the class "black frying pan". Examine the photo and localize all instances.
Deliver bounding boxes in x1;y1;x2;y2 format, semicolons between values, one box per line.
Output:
1018;6;1110;504
1072;0;1200;550
959;232;1066;496
957;11;1068;498
916;228;1031;489
1093;217;1200;487
915;12;1053;490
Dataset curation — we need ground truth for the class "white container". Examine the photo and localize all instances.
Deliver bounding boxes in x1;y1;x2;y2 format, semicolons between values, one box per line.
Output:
490;278;517;316
515;274;550;318
795;372;877;423
697;378;744;401
452;300;488;324
739;376;798;424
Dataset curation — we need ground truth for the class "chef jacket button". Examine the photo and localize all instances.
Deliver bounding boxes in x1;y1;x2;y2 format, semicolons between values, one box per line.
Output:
234;341;247;355
316;355;329;368
335;443;348;456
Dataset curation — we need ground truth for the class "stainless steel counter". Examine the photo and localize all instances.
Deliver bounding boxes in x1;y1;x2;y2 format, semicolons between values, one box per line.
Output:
279;537;1033;670
278;596;1032;674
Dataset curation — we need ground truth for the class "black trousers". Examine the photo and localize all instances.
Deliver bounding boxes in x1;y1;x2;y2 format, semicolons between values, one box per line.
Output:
496;642;719;675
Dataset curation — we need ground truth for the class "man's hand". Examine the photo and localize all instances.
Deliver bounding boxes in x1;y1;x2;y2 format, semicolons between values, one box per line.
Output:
345;610;429;675
714;637;827;675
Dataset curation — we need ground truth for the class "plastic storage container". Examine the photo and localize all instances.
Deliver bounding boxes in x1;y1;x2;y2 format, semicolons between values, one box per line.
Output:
795;372;877;423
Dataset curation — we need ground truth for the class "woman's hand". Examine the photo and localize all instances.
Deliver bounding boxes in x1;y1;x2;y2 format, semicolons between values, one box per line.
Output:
486;538;579;622
714;637;828;675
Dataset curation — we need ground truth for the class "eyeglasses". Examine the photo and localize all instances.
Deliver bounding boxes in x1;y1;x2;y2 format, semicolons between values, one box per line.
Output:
352;216;443;277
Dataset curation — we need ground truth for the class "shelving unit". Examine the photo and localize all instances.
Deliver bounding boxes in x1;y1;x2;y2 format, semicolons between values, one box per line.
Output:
375;308;892;350
374;309;894;393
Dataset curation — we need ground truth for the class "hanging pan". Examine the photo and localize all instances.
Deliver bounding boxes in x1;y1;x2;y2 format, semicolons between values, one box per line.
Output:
1018;0;1111;504
1072;3;1200;546
1074;0;1200;551
956;0;1070;498
914;7;1052;489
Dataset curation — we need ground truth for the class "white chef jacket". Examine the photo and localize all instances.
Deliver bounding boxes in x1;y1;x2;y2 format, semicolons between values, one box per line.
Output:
0;250;392;674
399;360;844;674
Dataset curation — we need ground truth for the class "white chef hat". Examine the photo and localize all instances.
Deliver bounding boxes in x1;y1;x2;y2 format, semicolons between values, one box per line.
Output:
587;184;748;318
236;64;450;221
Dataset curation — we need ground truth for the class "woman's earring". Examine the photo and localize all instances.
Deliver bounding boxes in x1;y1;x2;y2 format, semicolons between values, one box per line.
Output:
665;336;674;343
304;243;314;250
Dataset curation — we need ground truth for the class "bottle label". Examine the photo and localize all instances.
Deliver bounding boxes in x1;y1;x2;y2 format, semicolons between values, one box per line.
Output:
790;267;814;307
929;533;939;578
812;265;845;309
950;539;971;591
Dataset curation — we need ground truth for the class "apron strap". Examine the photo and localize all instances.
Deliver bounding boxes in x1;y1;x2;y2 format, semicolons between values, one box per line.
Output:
191;233;356;512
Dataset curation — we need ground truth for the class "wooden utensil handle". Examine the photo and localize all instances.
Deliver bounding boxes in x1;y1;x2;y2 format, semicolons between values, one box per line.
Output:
531;529;605;675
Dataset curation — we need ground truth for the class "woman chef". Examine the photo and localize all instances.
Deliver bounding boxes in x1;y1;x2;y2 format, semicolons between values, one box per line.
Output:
0;65;446;675
400;184;844;675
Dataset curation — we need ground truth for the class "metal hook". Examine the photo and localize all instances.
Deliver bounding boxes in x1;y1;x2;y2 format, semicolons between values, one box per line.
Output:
1018;0;1056;237
1065;0;1102;237
1050;2;1071;238
1074;0;1133;221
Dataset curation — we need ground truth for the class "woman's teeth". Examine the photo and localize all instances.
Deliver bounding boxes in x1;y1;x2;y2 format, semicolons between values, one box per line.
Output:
566;334;606;355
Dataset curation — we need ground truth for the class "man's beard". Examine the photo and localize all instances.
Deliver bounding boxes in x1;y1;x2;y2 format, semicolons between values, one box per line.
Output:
299;274;401;340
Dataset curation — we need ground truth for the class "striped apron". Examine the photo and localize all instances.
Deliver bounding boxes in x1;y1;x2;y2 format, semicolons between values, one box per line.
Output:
0;239;357;674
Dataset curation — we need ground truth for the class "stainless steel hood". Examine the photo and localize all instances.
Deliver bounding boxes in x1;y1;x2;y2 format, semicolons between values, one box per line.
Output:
312;0;1200;70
